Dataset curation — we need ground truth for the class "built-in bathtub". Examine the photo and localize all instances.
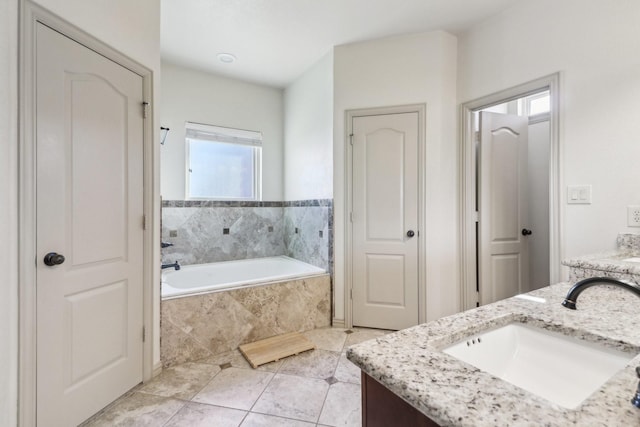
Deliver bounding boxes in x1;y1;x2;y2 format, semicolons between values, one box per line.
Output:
160;256;331;368
162;255;326;299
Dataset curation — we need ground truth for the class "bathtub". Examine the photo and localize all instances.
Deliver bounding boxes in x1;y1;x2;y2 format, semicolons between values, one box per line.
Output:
161;255;326;299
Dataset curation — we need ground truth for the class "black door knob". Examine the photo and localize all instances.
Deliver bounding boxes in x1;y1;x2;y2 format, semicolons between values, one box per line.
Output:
521;229;533;236
44;252;65;266
406;230;415;238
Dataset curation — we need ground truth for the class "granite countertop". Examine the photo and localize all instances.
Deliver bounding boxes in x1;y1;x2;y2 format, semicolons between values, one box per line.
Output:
347;283;640;426
562;251;640;277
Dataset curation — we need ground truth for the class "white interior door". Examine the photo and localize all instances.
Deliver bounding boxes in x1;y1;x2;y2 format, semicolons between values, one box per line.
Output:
478;112;529;305
351;112;419;330
36;23;145;426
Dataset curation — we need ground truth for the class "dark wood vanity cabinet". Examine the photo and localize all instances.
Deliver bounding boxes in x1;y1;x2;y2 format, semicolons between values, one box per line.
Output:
362;372;440;427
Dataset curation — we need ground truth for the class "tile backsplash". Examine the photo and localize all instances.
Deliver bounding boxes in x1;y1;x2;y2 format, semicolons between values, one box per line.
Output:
161;199;332;272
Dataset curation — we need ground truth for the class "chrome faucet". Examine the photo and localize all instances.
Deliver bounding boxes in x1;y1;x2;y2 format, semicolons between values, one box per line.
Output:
561;276;640;309
161;241;174;248
162;261;180;271
561;276;640;409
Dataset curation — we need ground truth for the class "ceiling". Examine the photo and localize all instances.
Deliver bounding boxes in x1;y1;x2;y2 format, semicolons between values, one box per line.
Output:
161;0;521;88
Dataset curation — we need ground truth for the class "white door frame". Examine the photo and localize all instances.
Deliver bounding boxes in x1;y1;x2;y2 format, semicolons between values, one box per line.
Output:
18;3;157;425
459;73;562;310
344;104;427;328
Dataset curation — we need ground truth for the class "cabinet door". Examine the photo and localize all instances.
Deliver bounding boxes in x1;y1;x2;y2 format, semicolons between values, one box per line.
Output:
362;373;439;427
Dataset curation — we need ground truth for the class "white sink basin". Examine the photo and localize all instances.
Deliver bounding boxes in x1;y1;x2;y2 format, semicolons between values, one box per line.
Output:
442;323;635;409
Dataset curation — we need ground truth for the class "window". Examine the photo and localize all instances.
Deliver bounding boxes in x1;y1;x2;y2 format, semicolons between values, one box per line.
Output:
518;90;551;116
185;122;262;200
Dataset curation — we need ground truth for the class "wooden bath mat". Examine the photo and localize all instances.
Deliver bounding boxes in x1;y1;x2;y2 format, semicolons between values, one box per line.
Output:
239;332;315;368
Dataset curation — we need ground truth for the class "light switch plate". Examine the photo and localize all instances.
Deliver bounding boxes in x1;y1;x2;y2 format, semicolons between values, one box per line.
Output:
567;185;592;204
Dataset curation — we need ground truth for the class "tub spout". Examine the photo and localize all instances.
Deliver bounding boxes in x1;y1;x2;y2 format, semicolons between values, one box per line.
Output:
561;276;640;310
162;261;180;271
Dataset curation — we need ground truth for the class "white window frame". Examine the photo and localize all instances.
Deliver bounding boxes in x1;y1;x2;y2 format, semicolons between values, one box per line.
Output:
184;122;262;201
518;90;551;117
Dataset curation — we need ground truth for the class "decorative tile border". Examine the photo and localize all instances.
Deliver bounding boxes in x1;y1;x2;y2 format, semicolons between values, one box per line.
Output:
162;199;333;208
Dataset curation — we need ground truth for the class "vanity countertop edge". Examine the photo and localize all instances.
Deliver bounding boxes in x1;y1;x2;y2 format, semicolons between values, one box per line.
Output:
562;250;640;275
347;283;640;426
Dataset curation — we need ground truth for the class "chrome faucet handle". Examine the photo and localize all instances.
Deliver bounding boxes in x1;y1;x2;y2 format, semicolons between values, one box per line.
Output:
632;366;640;409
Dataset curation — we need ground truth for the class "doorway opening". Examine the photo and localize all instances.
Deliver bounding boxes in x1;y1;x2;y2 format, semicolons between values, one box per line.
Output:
460;74;561;309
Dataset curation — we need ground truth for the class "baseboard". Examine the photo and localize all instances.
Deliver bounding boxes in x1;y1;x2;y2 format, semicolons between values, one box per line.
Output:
332;318;345;328
151;362;163;379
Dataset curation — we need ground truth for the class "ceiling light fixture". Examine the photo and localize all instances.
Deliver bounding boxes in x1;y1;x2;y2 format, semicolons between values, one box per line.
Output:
217;53;236;64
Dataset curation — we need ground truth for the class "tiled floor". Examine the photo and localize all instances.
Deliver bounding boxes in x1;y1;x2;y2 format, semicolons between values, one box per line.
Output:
81;327;390;427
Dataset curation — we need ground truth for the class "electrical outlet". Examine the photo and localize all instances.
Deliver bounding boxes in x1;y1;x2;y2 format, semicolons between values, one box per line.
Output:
628;206;640;227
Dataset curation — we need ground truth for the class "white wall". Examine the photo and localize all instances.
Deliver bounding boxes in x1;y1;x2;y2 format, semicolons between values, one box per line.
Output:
161;61;284;201
458;0;640;262
0;0;19;424
2;1;161;422
333;31;459;324
284;51;334;201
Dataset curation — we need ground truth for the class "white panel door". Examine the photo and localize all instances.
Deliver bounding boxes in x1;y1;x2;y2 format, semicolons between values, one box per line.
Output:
352;112;419;330
36;23;144;426
478;112;529;305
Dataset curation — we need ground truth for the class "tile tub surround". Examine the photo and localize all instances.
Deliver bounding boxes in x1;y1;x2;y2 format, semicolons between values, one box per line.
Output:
347;283;640;426
161;205;285;266
161;200;333;272
283;204;331;273
161;274;331;368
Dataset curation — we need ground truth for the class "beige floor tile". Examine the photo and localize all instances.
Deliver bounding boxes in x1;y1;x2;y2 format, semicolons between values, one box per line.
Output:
344;328;392;347
317;382;361;427
333;353;361;385
251;374;329;423
193;367;273;410
302;327;348;352
240;412;315;426
164;402;246;427
197;349;283;372
278;349;340;380
81;392;184;427
138;362;221;400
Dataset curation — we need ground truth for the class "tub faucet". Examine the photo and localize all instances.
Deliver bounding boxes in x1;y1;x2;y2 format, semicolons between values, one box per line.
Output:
162;261;180;271
633;367;640;409
561;276;640;310
561;276;640;409
161;241;174;248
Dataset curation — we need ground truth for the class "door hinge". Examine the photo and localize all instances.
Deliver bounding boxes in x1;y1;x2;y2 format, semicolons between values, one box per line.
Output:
142;214;147;230
350;288;353;300
349;134;354;146
474;211;479;223
350;212;353;222
142;326;146;342
142;102;149;119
